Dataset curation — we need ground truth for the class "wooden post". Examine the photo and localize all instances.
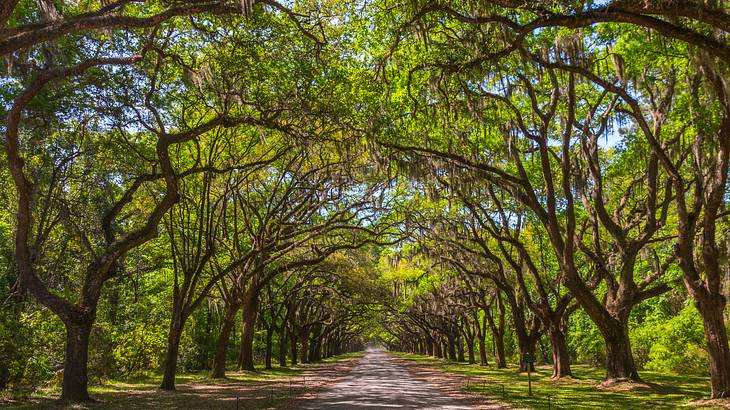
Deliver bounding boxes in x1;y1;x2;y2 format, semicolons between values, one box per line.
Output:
525;353;533;396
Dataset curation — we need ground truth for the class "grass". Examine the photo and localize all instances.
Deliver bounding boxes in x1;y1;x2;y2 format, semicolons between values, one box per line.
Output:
391;352;720;409
3;352;364;409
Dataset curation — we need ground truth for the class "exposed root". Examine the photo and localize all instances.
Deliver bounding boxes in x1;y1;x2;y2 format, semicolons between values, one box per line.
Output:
597;378;652;392
687;398;730;409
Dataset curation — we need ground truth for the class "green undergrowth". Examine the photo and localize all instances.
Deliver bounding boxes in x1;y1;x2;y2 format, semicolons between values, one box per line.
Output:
391;352;717;409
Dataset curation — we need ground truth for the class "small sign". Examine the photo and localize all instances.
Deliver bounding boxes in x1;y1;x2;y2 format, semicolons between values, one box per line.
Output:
524;353;535;364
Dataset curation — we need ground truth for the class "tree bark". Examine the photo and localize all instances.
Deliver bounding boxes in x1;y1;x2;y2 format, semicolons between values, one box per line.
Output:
548;324;571;378
289;329;298;365
696;294;730;398
239;290;259;371
299;331;309;364
60;320;93;403
506;292;539;372
461;319;475;364
456;335;466;362
446;335;457;361
474;314;488;366
160;309;185;390
516;333;537;372
494;331;507;368
278;327;288;367
308;325;321;362
477;335;488;366
485;292;507;368
311;335;323;362
264;326;273;370
603;322;638;381
433;339;442;358
211;303;239;378
466;337;476;364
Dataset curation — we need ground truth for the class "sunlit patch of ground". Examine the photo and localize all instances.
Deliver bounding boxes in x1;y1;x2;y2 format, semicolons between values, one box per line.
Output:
390;355;508;409
688;399;730;409
392;352;718;409
2;353;363;410
291;349;503;409
595;379;653;392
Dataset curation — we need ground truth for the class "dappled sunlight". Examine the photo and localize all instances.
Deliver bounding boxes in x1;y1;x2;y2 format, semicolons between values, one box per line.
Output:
394;352;716;409
292;350;503;409
3;0;730;407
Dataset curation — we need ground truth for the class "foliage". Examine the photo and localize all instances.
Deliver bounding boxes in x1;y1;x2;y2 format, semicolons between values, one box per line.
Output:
633;302;708;375
2;0;730;403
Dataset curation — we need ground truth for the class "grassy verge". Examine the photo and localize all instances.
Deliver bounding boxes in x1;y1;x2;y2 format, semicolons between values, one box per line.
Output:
391;352;716;409
3;352;364;409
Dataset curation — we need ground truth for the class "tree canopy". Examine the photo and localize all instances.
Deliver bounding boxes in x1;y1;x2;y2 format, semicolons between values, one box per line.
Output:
2;0;730;405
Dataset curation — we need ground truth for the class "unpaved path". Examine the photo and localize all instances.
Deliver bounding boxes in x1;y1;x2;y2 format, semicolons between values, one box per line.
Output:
293;348;501;409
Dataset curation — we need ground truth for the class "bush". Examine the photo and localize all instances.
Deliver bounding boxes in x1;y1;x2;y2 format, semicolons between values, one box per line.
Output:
632;302;708;374
112;325;168;377
0;306;62;399
568;311;605;367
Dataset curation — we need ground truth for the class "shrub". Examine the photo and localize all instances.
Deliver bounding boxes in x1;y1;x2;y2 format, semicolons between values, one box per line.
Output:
632;302;708;374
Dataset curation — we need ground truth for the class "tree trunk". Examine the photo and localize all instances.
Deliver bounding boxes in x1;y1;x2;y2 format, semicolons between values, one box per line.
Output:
203;304;212;368
212;303;239;378
466;336;476;364
474;314;488;366
447;335;457;361
278;328;288;367
308;329;319;362
456;335;466;362
264;326;274;370
494;331;507;368
237;313;245;369
548;325;571;378
697;295;730;398
476;310;489;366
311;336;323;362
60;320;92;402
603;322;638;381
477;335;488;366
299;331;309;364
290;329;298;366
330;336;338;357
514;316;539;372
239;289;259;371
160;310;185;390
486;291;507;368
563;255;643;382
517;336;537;372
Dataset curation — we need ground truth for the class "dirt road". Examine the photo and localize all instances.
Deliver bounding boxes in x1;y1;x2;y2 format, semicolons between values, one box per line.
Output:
294;348;476;409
